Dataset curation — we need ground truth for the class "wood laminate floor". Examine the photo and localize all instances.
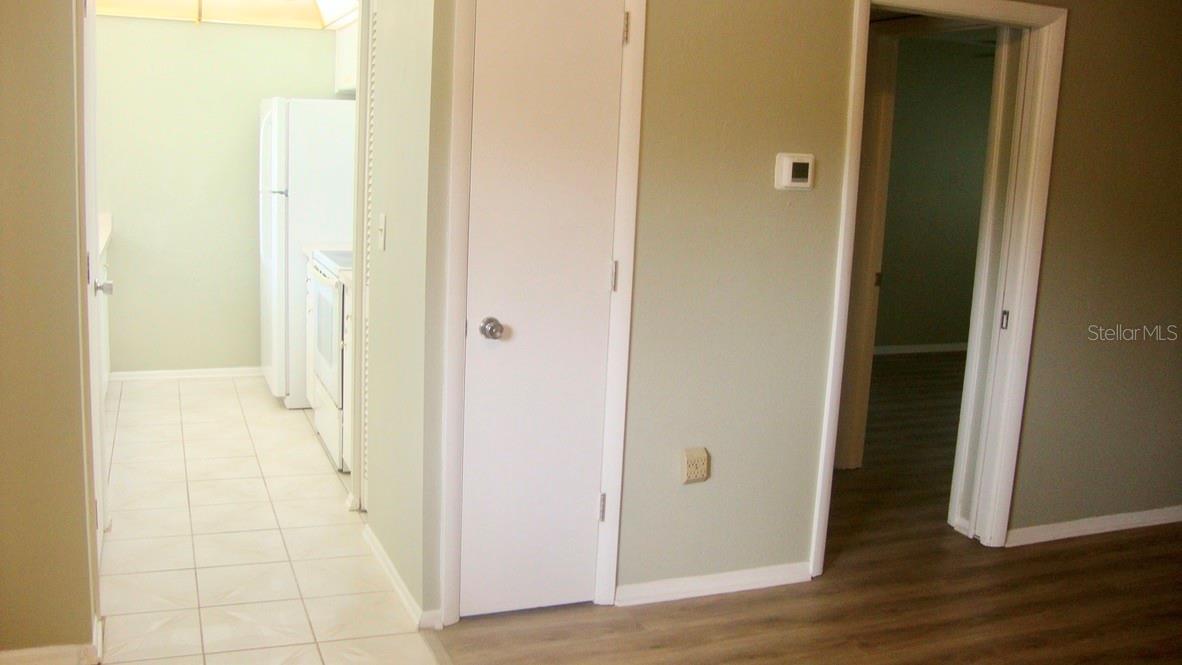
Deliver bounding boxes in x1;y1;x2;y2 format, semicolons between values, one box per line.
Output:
437;353;1182;664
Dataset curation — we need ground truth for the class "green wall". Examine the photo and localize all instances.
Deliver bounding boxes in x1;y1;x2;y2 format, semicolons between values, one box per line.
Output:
874;34;994;348
362;0;449;610
97;17;336;372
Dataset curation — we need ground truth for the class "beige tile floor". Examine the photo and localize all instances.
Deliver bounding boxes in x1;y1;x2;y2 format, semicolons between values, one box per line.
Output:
99;376;440;665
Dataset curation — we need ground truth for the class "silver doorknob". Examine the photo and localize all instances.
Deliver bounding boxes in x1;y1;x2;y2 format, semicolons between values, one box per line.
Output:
479;317;504;340
94;280;114;295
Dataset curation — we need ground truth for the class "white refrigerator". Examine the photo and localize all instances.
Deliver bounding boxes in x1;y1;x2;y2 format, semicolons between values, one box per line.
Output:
259;97;355;409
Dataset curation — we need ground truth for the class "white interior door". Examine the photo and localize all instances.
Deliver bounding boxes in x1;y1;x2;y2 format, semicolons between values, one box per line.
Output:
81;0;109;564
460;0;624;617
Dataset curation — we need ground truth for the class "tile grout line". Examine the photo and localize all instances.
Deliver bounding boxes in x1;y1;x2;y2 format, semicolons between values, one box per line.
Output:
104;380;123;488
235;378;327;664
100;589;402;619
108;379;411;662
97;550;380;574
178;381;208;662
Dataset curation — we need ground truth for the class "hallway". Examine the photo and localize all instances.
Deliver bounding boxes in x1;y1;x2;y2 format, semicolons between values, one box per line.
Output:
98;377;439;664
434;353;1182;663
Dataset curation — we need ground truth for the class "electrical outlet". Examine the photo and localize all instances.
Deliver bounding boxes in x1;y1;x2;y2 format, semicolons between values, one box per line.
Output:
681;447;710;484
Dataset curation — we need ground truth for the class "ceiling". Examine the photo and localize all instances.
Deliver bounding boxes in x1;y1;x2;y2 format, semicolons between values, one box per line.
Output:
97;0;358;30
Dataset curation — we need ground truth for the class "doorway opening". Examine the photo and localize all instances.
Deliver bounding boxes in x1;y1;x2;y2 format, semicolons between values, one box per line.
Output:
829;16;1000;563
79;2;421;661
813;0;1067;574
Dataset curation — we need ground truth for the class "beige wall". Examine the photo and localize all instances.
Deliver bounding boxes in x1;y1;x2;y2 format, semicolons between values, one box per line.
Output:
97;18;336;372
618;0;854;584
617;0;1182;583
875;35;994;347
0;1;96;650
1010;0;1182;528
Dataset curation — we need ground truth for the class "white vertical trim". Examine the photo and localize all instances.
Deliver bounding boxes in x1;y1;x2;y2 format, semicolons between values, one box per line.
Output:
813;0;1067;575
88;615;102;664
595;0;647;606
350;0;375;514
947;25;1023;535
972;10;1066;546
77;0;106;648
810;0;871;578
439;0;476;628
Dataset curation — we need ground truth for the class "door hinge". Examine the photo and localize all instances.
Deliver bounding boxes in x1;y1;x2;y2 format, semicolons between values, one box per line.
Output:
623;11;631;45
599;493;607;521
86;255;92;284
611;260;619;292
1000;309;1010;330
874;271;882;287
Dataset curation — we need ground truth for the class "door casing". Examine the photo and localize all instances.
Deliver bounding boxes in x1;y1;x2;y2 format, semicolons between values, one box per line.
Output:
811;0;1067;575
438;0;648;623
833;15;1024;532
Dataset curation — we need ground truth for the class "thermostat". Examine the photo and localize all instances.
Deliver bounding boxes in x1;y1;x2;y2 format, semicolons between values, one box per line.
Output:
775;153;814;190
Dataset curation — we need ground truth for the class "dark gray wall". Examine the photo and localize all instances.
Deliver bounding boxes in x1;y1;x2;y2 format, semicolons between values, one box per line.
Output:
875;35;994;348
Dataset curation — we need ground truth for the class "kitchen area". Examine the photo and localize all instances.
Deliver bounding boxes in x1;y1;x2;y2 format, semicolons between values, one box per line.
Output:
88;2;428;661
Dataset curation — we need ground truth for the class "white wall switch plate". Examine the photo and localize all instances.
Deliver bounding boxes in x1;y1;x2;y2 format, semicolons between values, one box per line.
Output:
682;447;710;484
775;153;814;190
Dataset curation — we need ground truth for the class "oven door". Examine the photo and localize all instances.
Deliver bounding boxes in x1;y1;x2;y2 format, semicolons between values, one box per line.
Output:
309;261;344;408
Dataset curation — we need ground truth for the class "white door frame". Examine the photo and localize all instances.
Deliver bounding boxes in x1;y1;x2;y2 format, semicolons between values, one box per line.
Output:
350;0;374;513
833;16;993;472
811;0;1066;575
438;0;647;623
78;0;106;655
835;15;1022;524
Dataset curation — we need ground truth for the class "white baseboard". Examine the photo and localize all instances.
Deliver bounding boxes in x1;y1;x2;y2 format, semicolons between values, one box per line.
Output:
0;645;95;665
109;366;262;381
1006;504;1182;547
614;561;811;607
362;525;427;628
90;615;102;664
874;343;967;355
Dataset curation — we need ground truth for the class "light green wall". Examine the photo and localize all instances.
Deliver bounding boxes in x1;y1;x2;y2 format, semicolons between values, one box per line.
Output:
421;0;457;613
874;35;994;347
1010;0;1182;528
0;1;95;650
617;0;854;584
363;0;450;609
97;17;336;372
